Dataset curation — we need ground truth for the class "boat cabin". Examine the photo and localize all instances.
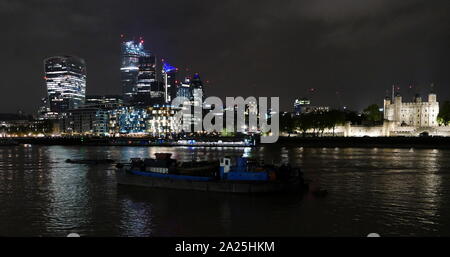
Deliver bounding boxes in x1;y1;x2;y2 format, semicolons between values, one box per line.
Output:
220;157;270;181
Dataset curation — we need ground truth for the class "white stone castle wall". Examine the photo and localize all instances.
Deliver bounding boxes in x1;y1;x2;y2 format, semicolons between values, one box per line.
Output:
384;94;439;127
289;121;450;137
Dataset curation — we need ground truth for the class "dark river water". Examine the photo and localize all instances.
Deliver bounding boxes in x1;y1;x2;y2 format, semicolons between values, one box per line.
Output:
1;145;450;237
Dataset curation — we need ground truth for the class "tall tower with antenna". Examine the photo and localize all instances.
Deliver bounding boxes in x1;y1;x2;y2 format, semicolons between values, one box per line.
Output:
120;35;150;103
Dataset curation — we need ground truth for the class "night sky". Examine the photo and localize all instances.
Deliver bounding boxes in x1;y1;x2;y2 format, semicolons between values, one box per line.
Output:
1;0;449;114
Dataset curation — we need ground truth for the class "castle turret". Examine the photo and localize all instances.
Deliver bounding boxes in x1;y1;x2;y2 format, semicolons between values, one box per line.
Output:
383;97;391;120
428;92;437;103
394;94;402;123
427;90;439;127
429;83;437;103
394;94;402;104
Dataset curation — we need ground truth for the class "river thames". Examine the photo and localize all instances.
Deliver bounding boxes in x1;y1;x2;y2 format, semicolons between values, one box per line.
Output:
1;145;449;237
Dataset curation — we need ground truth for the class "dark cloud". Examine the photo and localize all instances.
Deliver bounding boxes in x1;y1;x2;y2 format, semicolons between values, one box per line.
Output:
0;0;449;113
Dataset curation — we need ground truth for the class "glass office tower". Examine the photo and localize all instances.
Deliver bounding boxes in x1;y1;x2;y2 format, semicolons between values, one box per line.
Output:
44;56;87;113
121;40;150;103
136;55;156;95
162;61;178;103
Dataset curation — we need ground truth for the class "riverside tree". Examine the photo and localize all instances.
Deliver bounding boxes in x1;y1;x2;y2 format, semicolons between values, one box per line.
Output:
363;104;383;124
280;113;295;137
287;110;346;137
438;101;450;126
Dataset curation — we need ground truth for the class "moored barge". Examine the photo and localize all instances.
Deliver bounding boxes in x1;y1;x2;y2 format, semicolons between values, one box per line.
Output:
116;153;307;193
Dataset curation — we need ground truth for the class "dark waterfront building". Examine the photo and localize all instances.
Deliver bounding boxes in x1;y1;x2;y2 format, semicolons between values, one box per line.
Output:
44;56;87;114
136;55;156;95
85;95;123;107
176;77;193;100
60;107;108;135
191;73;204;90
133;55;165;106
293;98;329;115
293;98;310;115
150;81;166;105
175;74;205;102
37;97;50;119
121;40;150;103
191;73;205;99
0;112;59;136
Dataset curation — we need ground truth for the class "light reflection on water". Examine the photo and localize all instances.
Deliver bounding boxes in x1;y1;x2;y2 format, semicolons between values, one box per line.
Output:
0;145;450;236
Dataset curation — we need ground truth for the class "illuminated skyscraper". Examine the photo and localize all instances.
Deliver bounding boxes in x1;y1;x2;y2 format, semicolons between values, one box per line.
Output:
176;77;192;100
162;61;178;103
134;55;166;106
191;73;206;102
175;74;205;101
121;40;150;103
136;55;156;95
44;56;87;114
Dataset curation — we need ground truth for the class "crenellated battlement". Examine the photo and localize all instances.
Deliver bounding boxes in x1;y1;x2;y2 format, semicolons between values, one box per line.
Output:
384;92;439;127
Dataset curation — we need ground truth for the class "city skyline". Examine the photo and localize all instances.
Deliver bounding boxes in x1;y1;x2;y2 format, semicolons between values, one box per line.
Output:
0;0;449;114
3;1;450;242
17;36;450;117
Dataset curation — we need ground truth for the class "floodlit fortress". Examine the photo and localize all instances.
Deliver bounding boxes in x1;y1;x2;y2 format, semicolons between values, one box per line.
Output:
383;92;439;127
292;91;450;137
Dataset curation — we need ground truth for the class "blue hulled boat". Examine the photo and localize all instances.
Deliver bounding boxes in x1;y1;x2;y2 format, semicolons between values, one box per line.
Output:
116;153;307;193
